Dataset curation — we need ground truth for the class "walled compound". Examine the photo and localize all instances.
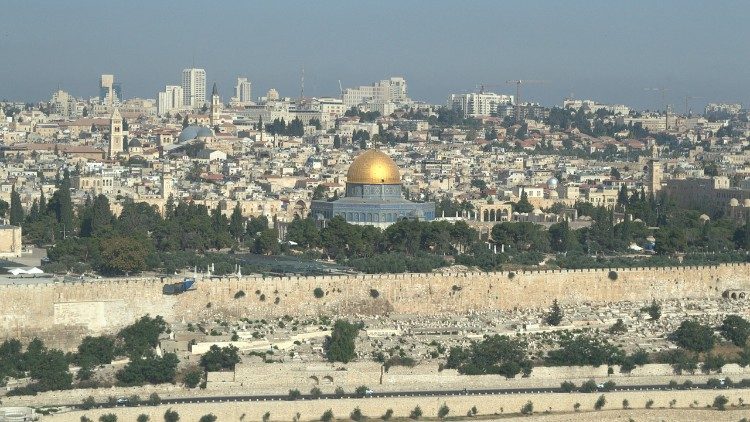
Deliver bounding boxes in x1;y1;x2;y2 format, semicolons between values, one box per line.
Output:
0;263;747;349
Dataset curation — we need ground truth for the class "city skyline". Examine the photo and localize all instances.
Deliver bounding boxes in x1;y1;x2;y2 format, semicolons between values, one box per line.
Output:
0;0;748;109
3;2;750;417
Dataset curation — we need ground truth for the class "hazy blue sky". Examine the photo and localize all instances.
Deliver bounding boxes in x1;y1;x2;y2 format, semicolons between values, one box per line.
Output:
0;0;747;110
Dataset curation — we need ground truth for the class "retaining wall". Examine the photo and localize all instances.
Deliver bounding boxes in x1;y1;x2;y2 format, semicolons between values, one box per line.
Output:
0;263;747;349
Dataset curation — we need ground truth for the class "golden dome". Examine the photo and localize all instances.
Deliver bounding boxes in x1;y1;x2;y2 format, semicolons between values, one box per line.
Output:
346;149;401;184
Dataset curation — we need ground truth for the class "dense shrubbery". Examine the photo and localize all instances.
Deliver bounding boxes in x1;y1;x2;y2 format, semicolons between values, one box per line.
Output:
664;349;699;374
200;345;240;372
446;335;532;378
39;189;274;275
546;335;624;367
115;353;179;386
0;338;71;393
348;253;446;273
0;314;173;394
383;356;417;371
454;242;507;271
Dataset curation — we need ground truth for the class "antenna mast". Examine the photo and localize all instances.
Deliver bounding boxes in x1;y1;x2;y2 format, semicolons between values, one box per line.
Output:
300;67;305;101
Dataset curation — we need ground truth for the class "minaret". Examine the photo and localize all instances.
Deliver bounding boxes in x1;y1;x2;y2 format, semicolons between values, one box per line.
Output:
108;108;124;159
648;159;663;194
210;82;220;127
161;164;173;200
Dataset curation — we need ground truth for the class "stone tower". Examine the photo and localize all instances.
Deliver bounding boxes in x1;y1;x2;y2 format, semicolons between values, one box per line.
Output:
210;82;220;128
161;164;173;200
648;159;662;194
108;108;124;159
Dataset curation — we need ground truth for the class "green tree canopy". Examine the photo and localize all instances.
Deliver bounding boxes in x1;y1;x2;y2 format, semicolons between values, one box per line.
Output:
76;335;115;366
446;335;532;378
200;345;241;372
326;320;360;363
720;315;750;347
670;320;715;352
117;315;167;358
115;353;179;386
545;300;563;326
546;335;624;367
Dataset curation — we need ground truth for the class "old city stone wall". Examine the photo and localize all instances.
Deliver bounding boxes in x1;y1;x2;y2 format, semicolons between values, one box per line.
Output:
0;263;748;348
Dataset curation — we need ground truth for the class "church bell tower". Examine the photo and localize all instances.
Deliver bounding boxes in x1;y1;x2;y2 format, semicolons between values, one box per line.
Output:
108;108;124;159
210;82;220;128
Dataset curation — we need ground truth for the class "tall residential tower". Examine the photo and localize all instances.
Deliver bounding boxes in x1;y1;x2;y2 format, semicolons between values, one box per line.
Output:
181;68;206;109
99;74;122;106
157;85;183;116
233;77;252;105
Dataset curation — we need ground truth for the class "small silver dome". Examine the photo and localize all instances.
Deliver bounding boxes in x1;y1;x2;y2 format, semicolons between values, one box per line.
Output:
197;127;214;139
178;125;214;143
178;125;201;142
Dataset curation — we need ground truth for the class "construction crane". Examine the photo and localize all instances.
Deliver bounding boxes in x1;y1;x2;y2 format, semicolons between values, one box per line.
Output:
338;80;343;98
505;80;547;123
684;95;704;116
644;87;670;130
644;87;670;109
475;83;502;94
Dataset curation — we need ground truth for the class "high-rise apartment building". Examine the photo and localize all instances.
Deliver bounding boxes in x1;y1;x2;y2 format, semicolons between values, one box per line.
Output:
233;77;252;105
50;89;77;118
157;85;184;116
99;74;122;106
342;77;410;111
448;92;514;118
181;68;206;109
704;103;742;116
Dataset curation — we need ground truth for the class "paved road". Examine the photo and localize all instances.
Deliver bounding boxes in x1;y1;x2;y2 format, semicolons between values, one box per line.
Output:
83;382;739;409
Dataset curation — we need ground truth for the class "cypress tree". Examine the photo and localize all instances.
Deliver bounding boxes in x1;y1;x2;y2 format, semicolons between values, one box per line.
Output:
39;189;47;214
27;199;39;223
9;185;24;225
545;299;563;326
229;202;245;241
165;195;175;219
